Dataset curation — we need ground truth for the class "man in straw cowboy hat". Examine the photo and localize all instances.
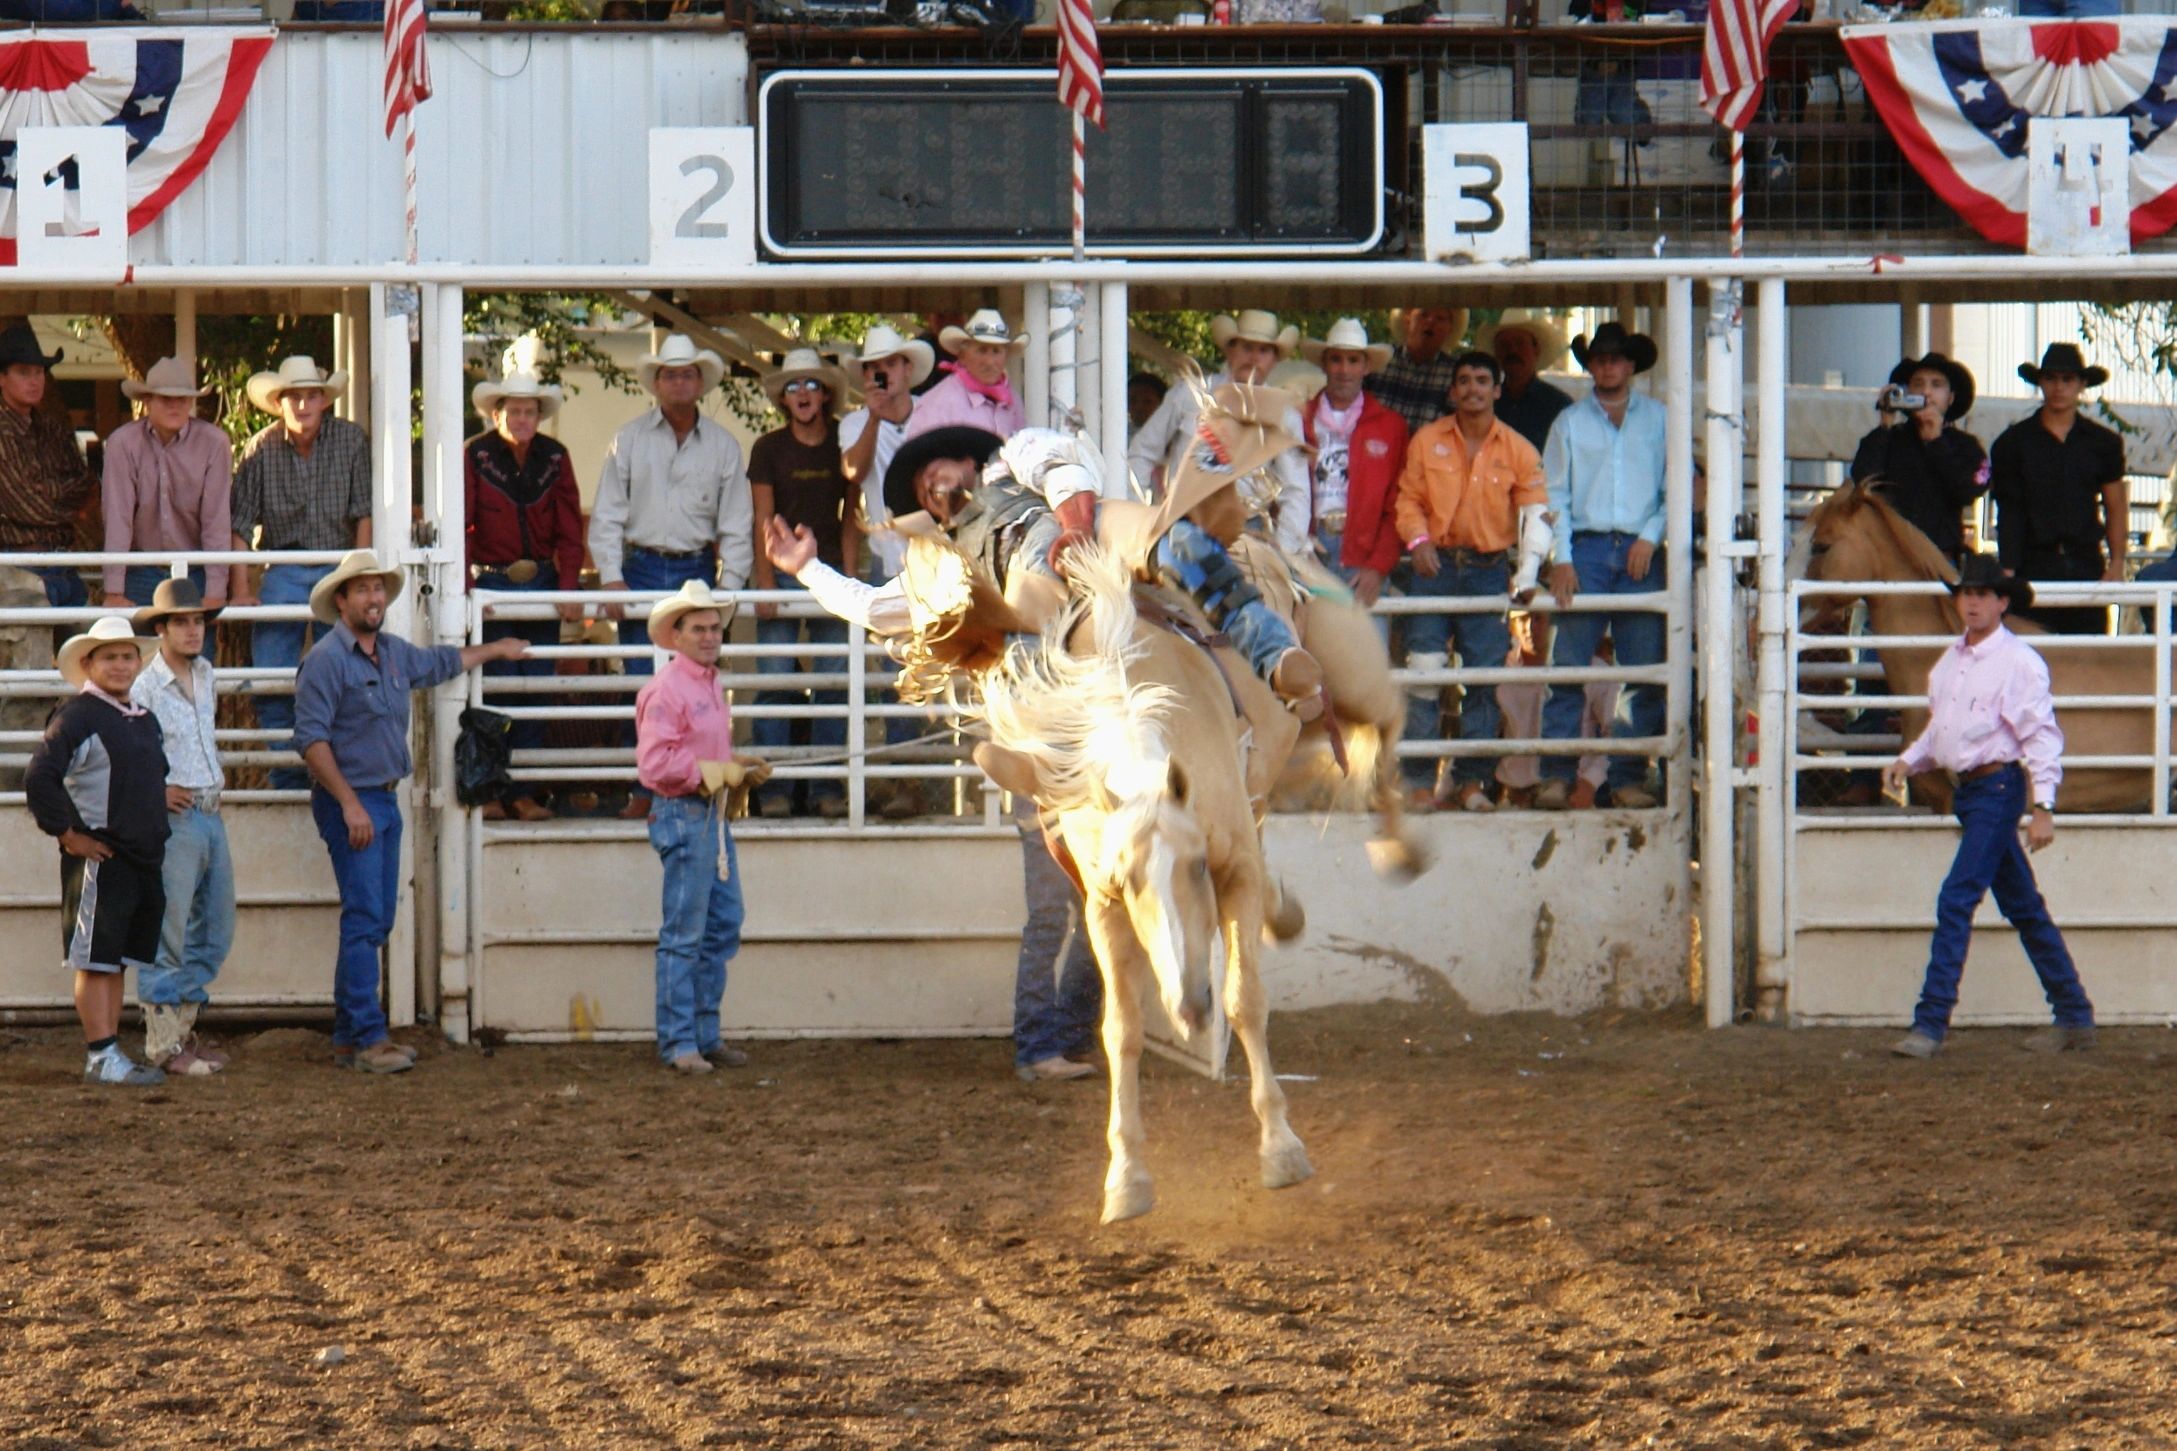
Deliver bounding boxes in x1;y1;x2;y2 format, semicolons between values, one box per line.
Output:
0;321;99;609
101;356;233;609
1477;309;1574;453
1365;306;1471;438
291;550;527;1073
1849;351;1988;564
636;580;756;1074
1297;318;1409;605
589;334;753;817
1882;554;2095;1060
467;366;585;823
25;613;170;1085
129;578;236;1077
1992;343;2128;636
749;347;856;818
230;354;372;789
840;322;936;581
906;309;1029;441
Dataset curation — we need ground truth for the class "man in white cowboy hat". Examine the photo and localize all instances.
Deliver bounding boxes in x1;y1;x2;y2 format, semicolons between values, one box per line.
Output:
467;367;585;823
101;356;233;609
840;322;936;581
0;321;99;609
1992;343;2128;636
1477;309;1574;453
748;347;855;818
1297;318;1409;605
25;614;170;1086
230;354;371;790
905;309;1028;442
291;549;526;1073
128;578;234;1077
1364;306;1471;438
1129;309;1314;556
635;579;751;1074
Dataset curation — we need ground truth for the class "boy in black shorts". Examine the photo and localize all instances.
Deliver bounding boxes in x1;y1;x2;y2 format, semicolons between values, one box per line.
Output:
26;615;173;1086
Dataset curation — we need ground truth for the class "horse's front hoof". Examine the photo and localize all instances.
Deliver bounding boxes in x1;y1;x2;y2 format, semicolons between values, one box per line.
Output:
1101;1181;1155;1223
1262;1139;1315;1191
1263;883;1306;943
1366;833;1429;883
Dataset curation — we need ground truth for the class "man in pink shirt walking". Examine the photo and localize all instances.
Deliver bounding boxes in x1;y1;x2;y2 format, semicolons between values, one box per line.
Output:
1882;554;2094;1058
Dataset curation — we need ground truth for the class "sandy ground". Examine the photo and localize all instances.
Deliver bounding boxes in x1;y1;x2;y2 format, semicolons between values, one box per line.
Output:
5;1003;2177;1449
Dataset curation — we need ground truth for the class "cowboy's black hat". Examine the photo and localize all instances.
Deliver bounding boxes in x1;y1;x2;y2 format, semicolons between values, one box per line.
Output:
2018;342;2109;390
1950;551;2032;610
0;322;61;371
1570;321;1658;375
1894;352;1976;422
132;576;222;632
882;426;1005;521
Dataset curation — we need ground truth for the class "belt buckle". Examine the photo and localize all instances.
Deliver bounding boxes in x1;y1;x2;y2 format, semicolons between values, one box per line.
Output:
504;559;540;585
196;789;221;814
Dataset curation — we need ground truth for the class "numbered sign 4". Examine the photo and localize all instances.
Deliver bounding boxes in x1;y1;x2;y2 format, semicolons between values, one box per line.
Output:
1422;123;1531;265
16;126;129;279
649;128;756;271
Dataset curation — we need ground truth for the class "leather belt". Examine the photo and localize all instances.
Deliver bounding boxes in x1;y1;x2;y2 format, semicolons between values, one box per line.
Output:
1317;510;1349;533
473;560;546;584
629;545;711;561
1436;546;1509;566
1958;760;2016;782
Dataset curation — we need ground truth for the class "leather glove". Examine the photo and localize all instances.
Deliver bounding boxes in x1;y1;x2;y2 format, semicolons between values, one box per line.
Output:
698;757;774;796
1047;491;1099;576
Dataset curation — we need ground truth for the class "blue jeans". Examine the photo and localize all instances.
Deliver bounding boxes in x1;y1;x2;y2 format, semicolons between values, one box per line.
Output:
30;565;87;609
649;793;745;1062
138;805;235;1006
477;565;562;804
1541;532;1665;793
256;563;334;791
753;575;847;809
1014;807;1102;1067
1405;554;1514;789
619;549;716;792
121;565;206;609
311;786;402;1050
1911;764;2093;1041
1155;518;1299;680
865;561;924;752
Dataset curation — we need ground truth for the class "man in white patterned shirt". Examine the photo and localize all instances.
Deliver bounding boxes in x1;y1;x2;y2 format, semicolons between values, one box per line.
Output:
128;578;234;1078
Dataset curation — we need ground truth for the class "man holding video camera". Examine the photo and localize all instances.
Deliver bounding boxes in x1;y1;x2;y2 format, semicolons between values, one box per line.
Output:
1849;352;1988;563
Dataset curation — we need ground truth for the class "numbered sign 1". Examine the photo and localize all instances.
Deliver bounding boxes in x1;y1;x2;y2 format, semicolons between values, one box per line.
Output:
1422;123;1531;264
649;128;756;270
16;126;129;278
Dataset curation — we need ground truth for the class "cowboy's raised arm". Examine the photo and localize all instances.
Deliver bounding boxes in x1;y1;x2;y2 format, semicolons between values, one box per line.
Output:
765;516;910;637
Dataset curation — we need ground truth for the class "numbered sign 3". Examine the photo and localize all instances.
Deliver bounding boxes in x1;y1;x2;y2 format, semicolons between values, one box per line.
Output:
649;128;756;271
1422;123;1531;265
16;126;129;279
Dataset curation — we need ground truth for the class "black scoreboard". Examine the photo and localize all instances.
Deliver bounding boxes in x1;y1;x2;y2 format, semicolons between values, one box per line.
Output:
756;68;1383;259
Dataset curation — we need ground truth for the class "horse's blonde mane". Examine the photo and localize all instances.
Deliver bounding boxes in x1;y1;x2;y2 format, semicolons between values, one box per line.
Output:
1852;484;1962;586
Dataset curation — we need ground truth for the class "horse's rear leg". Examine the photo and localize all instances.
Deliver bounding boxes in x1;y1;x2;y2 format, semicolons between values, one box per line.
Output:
1087;896;1155;1223
1364;730;1430;881
1222;876;1314;1192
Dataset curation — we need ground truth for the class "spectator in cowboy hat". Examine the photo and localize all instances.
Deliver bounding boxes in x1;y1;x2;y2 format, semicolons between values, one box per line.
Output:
230;354;372;789
290;549;526;1073
101;356;232;610
466;367;584;822
1478;309;1575;453
1992;343;2127;635
588;333;752;818
0;321;98;609
906;309;1028;441
748;347;855;818
1849;352;1987;563
1364;305;1472;437
840;323;936;581
1298;318;1409;606
128;577;233;1078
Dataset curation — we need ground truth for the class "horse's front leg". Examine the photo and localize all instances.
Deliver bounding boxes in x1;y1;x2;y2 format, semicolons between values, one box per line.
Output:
1086;893;1155;1223
1221;861;1315;1191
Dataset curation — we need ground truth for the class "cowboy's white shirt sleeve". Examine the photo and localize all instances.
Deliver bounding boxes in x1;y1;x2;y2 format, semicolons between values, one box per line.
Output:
712;432;754;591
589;426;633;586
797;560;911;637
999;429;1103;508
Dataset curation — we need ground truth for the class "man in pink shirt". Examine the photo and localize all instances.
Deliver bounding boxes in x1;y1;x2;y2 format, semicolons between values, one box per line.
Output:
635;580;747;1075
100;356;233;608
1881;554;2093;1058
904;310;1027;440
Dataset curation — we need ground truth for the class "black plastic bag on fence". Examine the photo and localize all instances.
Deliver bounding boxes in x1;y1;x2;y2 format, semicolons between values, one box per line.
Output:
455;707;516;807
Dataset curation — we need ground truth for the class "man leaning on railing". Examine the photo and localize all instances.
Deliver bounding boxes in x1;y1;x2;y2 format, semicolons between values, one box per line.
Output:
100;357;233;611
0;323;97;610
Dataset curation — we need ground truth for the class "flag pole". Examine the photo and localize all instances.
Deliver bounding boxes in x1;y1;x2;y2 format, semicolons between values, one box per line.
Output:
1071;108;1086;264
1729;128;1745;259
402;109;419;267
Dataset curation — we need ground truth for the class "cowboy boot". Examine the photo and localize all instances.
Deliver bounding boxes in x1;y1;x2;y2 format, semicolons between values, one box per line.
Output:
142;1003;185;1068
178;1003;228;1071
1269;646;1322;706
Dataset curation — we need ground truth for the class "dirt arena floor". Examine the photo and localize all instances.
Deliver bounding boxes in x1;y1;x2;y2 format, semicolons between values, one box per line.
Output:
5;1002;2177;1449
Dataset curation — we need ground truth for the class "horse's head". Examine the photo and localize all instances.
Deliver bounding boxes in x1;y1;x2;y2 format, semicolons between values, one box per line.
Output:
1797;479;1892;634
1098;758;1219;1041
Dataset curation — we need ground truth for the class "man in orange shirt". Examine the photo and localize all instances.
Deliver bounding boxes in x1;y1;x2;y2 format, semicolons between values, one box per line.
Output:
1392;351;1550;812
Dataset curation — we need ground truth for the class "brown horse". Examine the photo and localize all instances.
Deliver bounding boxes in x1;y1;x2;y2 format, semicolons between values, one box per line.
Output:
1799;481;2166;812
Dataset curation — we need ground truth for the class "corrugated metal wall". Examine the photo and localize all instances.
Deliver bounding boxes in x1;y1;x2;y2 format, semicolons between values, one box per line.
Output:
135;30;748;269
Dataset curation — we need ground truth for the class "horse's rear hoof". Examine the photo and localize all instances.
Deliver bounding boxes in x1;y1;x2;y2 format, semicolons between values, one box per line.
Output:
1262;1141;1315;1191
1263;884;1306;943
1101;1183;1155;1223
1366;834;1429;882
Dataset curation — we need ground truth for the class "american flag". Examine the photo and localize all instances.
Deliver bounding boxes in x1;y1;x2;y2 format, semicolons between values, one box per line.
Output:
383;0;432;140
1699;0;1797;132
1056;0;1104;130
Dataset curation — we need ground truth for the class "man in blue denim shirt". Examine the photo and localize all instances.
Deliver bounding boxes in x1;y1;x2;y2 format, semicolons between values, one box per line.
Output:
1536;323;1669;810
292;550;523;1073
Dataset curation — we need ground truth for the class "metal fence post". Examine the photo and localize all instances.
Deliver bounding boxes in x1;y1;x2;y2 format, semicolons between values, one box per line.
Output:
1697;277;1738;1028
1755;276;1789;1015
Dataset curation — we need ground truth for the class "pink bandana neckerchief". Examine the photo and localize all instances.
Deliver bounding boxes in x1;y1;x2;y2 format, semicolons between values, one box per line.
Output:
1312;391;1364;449
939;360;1016;409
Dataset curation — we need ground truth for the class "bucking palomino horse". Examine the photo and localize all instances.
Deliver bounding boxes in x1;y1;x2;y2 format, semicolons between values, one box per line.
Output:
1799;479;2169;812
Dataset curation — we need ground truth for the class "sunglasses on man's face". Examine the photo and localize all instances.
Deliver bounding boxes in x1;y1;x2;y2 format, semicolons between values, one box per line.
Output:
783;379;827;396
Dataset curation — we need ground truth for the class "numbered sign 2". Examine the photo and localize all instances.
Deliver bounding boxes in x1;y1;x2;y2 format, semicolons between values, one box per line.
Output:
16;126;129;278
1422;123;1531;264
649;128;756;270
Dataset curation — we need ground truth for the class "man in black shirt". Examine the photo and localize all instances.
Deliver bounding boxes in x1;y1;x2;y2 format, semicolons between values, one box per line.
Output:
1992;343;2128;635
1849;352;1988;562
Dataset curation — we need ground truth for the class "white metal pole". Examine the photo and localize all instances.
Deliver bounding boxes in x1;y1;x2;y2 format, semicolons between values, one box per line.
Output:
1663;275;1700;1020
1023;280;1051;435
373;287;420;1030
1698;278;1740;1029
1755;277;1790;1001
1100;279;1130;497
425;282;472;1044
1048;280;1078;430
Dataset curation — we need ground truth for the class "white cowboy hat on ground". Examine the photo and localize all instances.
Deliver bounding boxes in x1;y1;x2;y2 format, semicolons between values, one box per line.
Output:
471;370;565;421
246;356;350;415
122;356;213;402
646;578;737;650
852;323;936;389
760;347;852;410
1209;310;1301;358
939;309;1029;355
1299;318;1393;373
638;335;727;396
309;549;404;625
58;615;157;687
1475;309;1572;373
